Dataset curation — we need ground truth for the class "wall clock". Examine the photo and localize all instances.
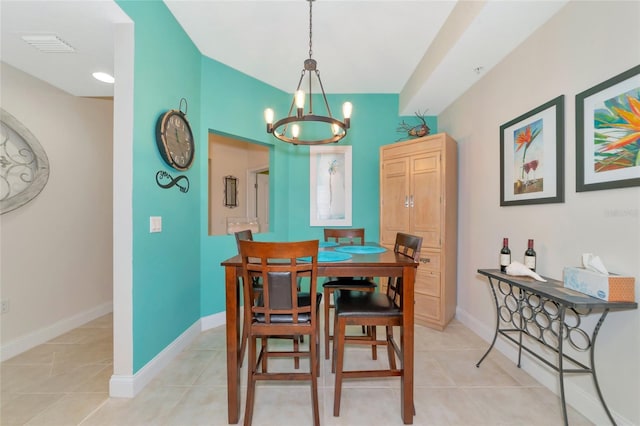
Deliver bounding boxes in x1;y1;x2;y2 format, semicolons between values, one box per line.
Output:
0;108;50;214
155;98;195;171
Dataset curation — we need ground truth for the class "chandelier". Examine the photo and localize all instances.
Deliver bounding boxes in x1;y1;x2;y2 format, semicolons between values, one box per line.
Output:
264;0;352;145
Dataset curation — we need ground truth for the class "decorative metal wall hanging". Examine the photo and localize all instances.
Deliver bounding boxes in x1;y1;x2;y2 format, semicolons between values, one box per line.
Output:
155;170;189;193
224;175;238;208
397;110;431;140
1;108;50;214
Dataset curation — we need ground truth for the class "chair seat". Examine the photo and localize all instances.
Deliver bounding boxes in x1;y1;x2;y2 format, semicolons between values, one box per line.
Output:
335;290;401;317
322;278;376;289
254;293;323;323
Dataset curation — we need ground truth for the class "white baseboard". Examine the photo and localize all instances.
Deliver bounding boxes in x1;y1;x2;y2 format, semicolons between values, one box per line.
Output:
455;306;632;425
200;310;226;331
109;318;201;398
0;302;113;362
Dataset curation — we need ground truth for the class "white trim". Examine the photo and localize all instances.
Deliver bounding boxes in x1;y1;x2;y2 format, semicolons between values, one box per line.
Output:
0;302;113;362
455;306;632;425
200;310;227;331
109;318;201;398
112;20;135;378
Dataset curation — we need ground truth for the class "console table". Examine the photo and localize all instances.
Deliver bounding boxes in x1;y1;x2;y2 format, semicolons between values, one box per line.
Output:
477;269;637;425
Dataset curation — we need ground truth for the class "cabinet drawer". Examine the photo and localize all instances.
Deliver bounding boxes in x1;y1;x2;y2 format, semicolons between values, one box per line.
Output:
414;293;441;322
417;250;440;272
416;270;440;297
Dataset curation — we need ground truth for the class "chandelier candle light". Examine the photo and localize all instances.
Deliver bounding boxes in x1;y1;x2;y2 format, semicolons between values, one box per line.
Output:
264;0;352;145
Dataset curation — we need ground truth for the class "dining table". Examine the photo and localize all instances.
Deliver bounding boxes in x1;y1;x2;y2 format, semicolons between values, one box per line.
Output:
221;241;419;424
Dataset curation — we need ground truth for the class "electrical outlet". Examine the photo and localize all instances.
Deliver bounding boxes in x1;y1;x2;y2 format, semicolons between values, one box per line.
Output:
1;300;9;314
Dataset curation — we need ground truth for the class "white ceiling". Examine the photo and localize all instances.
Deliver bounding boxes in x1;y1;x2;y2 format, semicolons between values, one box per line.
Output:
1;0;568;115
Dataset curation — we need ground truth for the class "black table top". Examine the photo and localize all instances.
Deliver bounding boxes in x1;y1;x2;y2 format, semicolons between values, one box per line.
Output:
478;269;637;310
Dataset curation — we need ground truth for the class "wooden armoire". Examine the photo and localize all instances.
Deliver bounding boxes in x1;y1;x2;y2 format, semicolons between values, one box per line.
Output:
379;132;457;330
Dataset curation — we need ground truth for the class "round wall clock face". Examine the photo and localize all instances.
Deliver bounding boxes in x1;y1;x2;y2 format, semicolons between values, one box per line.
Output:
155;109;195;171
0;108;50;214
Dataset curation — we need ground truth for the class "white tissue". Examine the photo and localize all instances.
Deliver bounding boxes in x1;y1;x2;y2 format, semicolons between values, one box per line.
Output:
582;253;609;275
505;261;547;282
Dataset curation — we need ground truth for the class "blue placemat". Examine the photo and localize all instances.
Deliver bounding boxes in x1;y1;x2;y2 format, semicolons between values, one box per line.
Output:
334;245;387;254
298;251;352;263
319;241;339;248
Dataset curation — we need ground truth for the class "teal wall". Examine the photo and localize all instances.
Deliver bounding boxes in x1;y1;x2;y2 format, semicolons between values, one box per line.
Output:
117;0;437;373
199;56;291;316
116;0;202;372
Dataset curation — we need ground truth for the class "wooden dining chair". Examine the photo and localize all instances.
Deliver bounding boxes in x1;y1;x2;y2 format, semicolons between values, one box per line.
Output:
235;229;304;369
234;229;260;368
331;232;422;417
238;239;322;426
322;228;377;359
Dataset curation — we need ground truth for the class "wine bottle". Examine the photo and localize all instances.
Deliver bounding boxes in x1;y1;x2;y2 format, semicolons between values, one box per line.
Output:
500;238;511;273
524;239;536;271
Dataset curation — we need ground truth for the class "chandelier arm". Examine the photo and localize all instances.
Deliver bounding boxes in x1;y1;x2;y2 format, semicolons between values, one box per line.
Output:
314;70;333;118
280;70;308;134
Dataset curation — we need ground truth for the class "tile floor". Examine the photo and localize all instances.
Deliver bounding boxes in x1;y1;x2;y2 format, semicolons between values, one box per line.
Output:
1;312;592;426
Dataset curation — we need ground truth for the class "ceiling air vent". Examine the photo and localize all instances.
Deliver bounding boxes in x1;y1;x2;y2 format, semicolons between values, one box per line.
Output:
21;35;75;53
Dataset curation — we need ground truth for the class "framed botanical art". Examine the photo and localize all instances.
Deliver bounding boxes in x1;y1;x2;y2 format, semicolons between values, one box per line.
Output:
500;95;565;206
576;64;640;192
309;145;352;226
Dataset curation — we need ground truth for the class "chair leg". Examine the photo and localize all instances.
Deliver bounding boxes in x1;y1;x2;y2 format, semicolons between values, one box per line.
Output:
243;334;257;426
386;325;397;370
331;310;339;374
371;326;378;360
333;317;346;417
239;320;248;368
324;287;332;360
294;333;300;370
261;337;268;373
310;329;320;426
316;322;321;377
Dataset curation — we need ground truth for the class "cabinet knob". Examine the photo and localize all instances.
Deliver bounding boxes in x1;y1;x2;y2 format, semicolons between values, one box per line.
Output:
420;257;430;263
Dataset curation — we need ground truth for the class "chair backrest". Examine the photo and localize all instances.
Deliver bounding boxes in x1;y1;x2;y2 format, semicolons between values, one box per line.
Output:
238;240;319;325
387;232;423;307
324;228;365;245
234;229;254;253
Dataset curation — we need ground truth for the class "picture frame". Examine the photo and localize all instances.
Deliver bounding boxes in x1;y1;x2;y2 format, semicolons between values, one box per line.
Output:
500;95;564;206
223;175;238;208
309;145;352;226
576;65;640;192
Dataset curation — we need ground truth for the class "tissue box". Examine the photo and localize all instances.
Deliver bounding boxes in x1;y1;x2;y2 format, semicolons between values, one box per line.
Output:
563;267;635;302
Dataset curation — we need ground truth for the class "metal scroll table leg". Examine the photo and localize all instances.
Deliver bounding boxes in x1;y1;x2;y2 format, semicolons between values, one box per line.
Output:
590;309;616;425
517;289;525;368
558;306;568;426
477;277;501;367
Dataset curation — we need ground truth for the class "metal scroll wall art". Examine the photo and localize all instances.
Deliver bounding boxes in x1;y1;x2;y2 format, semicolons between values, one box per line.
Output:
156;170;189;193
0;108;50;214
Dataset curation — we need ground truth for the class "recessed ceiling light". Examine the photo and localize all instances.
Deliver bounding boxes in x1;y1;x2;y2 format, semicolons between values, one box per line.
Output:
92;72;115;84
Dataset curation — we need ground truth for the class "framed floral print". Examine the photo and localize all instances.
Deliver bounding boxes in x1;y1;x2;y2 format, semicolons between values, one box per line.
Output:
500;95;565;206
309;145;352;226
576;65;640;192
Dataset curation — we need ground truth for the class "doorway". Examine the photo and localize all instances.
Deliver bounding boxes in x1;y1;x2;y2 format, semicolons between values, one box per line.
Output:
247;167;269;233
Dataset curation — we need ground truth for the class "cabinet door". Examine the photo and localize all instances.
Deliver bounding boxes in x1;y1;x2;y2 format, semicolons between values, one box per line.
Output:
410;152;441;248
380;157;410;246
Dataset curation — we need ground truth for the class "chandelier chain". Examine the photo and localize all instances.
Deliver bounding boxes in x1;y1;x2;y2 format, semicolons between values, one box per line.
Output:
308;0;313;59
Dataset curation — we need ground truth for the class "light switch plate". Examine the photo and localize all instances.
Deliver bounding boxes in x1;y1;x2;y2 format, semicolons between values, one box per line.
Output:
150;216;162;233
